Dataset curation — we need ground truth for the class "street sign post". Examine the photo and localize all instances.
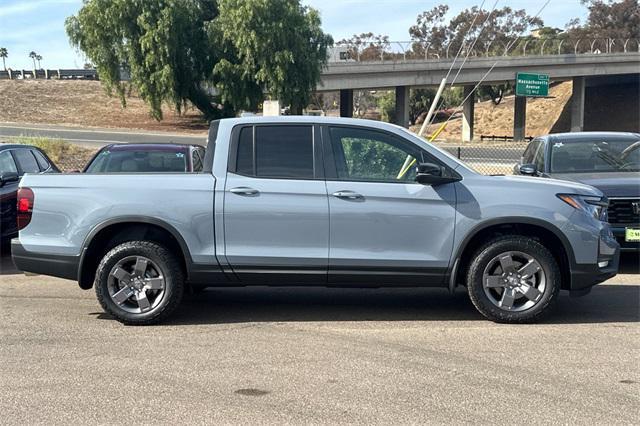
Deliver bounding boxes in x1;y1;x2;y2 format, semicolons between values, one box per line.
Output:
515;72;550;97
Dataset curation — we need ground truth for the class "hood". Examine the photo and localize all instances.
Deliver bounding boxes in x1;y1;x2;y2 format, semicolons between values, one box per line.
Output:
549;172;640;198
487;175;603;197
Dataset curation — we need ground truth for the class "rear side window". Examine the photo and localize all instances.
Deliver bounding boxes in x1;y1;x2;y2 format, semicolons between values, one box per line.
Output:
235;125;314;179
32;150;50;171
192;148;204;172
0;151;18;174
13;149;40;173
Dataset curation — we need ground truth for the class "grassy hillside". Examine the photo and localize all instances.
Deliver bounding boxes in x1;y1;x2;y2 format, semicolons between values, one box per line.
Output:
0;79;208;134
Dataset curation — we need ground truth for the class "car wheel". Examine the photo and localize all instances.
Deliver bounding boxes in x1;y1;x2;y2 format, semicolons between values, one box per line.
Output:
466;235;560;323
95;241;184;325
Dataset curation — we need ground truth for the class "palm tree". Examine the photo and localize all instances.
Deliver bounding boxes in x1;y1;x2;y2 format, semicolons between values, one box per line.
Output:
0;48;7;71
29;51;37;69
35;55;43;69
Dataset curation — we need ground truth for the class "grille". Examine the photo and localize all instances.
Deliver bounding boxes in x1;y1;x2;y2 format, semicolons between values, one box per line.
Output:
607;198;640;225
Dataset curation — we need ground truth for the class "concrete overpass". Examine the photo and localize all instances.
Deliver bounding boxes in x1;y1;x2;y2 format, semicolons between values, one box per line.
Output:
318;52;640;141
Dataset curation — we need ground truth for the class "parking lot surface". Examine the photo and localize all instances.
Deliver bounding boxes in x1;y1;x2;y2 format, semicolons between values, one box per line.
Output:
1;253;638;425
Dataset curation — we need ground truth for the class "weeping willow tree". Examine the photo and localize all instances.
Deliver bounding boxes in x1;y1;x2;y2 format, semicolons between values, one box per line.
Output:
66;0;332;120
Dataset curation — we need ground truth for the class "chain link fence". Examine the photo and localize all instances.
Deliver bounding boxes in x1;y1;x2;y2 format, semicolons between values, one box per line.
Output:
437;142;529;175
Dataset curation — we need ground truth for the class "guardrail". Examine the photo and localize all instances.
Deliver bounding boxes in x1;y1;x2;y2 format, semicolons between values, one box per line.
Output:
328;37;640;62
0;68;99;80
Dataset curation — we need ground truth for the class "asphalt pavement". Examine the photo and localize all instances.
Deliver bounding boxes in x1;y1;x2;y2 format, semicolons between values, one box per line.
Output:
0;251;638;424
0;123;206;147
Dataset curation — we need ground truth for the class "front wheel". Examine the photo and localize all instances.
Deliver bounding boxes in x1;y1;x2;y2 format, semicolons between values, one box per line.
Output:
466;236;561;323
95;241;185;325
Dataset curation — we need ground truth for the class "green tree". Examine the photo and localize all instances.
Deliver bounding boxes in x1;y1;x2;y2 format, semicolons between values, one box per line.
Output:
66;0;221;120
29;51;37;69
0;48;7;71
569;0;639;39
35;55;43;69
214;0;332;114
66;0;330;120
377;91;395;123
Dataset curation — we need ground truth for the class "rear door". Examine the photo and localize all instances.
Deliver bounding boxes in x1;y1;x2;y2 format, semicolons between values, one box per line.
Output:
323;125;457;285
223;124;328;284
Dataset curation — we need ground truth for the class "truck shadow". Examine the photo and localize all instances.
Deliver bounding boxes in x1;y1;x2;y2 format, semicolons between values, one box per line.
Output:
149;283;639;326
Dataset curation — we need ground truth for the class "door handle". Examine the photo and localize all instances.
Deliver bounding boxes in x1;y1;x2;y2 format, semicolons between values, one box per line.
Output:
332;190;364;200
230;187;259;196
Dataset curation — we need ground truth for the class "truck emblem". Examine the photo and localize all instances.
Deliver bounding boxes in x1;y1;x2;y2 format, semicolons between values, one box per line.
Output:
633;202;640;215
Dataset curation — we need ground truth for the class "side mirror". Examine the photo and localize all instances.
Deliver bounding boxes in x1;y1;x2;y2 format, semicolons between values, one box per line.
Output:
0;171;19;187
415;162;459;186
518;163;537;176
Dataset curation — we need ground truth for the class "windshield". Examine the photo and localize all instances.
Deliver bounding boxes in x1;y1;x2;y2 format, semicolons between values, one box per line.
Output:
549;137;640;173
85;150;188;173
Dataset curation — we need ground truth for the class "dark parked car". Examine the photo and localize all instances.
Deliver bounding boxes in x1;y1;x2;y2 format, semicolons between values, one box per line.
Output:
0;144;59;242
514;132;640;251
83;143;206;173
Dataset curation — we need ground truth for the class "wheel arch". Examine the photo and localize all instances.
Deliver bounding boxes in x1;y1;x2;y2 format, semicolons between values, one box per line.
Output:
78;217;193;290
450;217;575;292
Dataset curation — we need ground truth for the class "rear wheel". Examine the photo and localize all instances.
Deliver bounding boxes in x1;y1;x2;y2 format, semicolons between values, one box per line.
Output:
466;236;560;323
95;241;184;325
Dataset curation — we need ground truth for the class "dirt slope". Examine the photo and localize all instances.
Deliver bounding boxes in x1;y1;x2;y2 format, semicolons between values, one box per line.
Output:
0;79;208;134
418;81;574;141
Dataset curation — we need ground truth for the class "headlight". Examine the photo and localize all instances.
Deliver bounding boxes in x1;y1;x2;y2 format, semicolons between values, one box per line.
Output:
557;194;608;221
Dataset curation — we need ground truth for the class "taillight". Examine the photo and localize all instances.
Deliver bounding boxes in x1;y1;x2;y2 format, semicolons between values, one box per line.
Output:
17;187;34;231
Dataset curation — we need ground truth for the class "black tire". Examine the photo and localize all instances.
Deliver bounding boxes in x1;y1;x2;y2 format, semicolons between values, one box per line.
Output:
466;235;561;323
95;241;184;325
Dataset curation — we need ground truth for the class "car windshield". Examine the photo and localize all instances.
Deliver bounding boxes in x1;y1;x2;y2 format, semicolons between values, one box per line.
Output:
549;137;640;173
85;150;188;173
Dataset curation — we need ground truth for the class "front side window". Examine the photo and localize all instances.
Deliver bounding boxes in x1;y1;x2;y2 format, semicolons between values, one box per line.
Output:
329;127;423;182
13;149;40;174
522;140;540;164
533;142;546;172
0;151;18;174
235;125;315;179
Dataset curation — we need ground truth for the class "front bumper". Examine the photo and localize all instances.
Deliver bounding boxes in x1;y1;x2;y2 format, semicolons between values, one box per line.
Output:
569;228;620;294
11;239;79;281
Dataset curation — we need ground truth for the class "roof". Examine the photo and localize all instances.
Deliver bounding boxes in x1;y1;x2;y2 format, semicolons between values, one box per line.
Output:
0;144;37;150
543;131;640;141
213;116;407;131
99;143;198;152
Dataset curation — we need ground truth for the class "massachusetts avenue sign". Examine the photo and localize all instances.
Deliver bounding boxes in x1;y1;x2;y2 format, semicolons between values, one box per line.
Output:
515;72;550;97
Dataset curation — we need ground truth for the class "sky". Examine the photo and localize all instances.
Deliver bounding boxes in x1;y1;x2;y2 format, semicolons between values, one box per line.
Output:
0;0;588;69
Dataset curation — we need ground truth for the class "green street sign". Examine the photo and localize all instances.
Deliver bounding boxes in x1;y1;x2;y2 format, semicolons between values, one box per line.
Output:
515;72;550;97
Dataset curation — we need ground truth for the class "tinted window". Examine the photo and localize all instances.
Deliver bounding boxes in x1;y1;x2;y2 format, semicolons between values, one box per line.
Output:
192;149;203;172
550;137;640;173
32;150;50;171
13;149;40;173
522;140;540;164
236;127;254;175
0;151;18;174
85;150;187;173
533;143;545;171
329;127;422;182
235;126;314;179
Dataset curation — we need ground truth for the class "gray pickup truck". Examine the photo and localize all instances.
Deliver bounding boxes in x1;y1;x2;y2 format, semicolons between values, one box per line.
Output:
12;117;619;325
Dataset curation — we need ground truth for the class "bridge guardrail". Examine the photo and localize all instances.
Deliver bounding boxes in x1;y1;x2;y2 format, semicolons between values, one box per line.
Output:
328;37;640;63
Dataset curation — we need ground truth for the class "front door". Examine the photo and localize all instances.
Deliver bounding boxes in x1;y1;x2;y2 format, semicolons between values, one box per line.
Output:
323;125;457;285
223;124;328;284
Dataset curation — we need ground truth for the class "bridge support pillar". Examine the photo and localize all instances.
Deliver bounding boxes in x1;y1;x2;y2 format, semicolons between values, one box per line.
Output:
462;85;475;142
340;89;353;118
394;86;410;127
514;96;527;141
571;76;585;132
